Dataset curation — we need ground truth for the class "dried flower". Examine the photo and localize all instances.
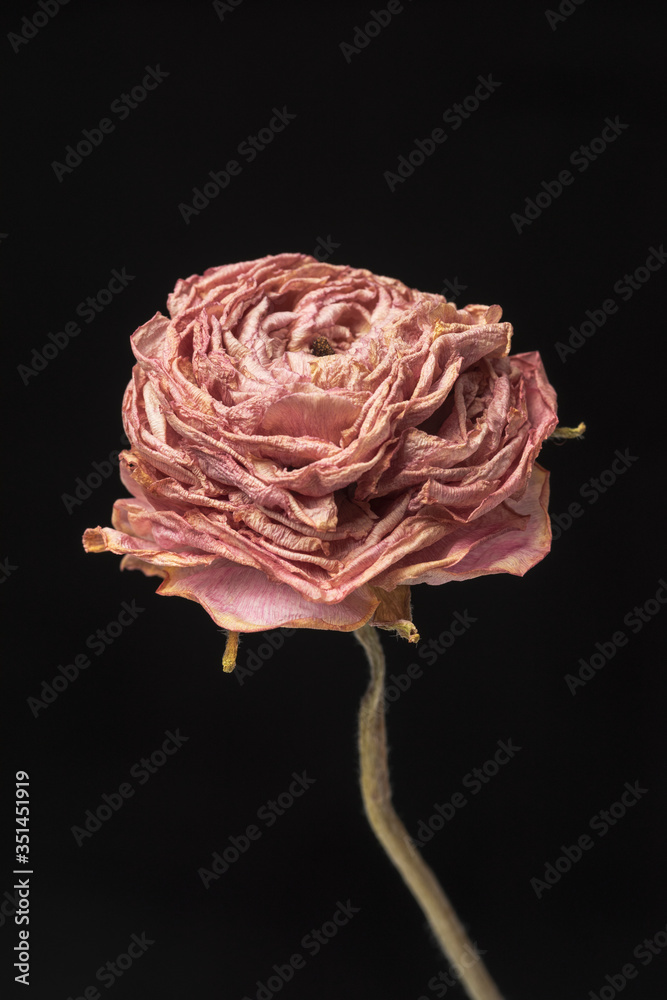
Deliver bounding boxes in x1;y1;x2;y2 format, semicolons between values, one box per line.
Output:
84;254;558;649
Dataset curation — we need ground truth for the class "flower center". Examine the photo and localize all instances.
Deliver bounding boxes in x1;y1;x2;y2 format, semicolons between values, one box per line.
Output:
311;336;336;357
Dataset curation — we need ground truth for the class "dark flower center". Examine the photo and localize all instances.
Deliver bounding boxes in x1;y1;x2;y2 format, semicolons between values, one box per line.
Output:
311;336;336;357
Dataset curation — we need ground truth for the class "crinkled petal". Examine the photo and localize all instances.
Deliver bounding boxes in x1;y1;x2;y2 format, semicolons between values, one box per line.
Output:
84;253;560;641
120;555;379;633
371;463;552;588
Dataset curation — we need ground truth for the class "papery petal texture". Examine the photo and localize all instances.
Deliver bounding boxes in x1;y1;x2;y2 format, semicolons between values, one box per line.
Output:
83;253;558;637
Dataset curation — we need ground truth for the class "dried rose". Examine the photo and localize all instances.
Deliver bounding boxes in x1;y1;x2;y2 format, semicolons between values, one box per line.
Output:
83;253;558;642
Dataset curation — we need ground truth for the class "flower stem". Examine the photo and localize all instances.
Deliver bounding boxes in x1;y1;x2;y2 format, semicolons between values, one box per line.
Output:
355;624;505;1000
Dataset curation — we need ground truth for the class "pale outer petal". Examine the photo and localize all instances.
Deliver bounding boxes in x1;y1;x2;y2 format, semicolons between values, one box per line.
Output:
120;555;381;633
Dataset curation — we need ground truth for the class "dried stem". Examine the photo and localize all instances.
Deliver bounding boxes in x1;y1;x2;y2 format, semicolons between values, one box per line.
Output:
355;623;504;1000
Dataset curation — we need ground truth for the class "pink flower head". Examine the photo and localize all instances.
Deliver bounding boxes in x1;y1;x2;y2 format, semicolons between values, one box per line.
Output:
83;253;558;642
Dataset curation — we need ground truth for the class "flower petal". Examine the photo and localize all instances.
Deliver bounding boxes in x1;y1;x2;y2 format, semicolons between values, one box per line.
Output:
121;555;380;633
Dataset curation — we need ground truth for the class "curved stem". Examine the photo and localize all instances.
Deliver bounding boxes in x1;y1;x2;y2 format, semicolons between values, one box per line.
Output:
355;624;505;1000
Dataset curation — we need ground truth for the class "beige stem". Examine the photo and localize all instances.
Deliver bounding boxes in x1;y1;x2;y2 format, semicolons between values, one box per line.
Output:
355;624;505;1000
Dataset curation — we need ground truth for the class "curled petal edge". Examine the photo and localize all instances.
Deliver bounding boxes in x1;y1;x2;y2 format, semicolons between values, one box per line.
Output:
86;546;419;641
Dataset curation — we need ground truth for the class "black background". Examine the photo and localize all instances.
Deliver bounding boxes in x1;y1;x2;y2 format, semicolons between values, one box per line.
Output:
3;1;666;998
